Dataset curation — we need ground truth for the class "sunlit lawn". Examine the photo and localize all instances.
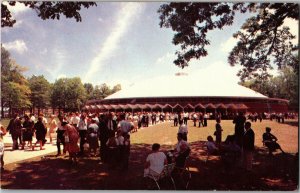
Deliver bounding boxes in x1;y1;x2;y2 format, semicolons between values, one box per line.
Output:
131;119;298;153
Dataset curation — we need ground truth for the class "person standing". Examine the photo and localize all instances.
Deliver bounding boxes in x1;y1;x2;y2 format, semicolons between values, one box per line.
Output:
174;113;179;127
233;112;246;147
214;118;223;147
242;121;255;171
98;114;110;163
56;116;66;156
203;113;209;127
21;115;34;150
78;114;87;156
48;115;58;144
118;113;134;137
32;117;47;151
178;120;188;141
71;112;80;130
87;118;99;156
183;112;188;125
7;114;22;150
192;113;197;127
198;113;204;127
62;122;80;163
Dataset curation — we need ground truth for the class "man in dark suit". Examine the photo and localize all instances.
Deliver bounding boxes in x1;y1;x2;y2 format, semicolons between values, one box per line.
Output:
242;121;255;171
233;112;246;147
98;113;113;163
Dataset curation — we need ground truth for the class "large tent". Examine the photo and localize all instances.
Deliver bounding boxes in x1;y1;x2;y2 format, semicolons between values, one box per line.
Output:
83;73;288;114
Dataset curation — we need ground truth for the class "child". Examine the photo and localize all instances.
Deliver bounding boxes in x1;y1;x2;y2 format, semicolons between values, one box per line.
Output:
214;118;223;146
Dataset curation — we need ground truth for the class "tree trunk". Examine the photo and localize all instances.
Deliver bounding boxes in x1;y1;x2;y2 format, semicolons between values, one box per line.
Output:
1;99;4;118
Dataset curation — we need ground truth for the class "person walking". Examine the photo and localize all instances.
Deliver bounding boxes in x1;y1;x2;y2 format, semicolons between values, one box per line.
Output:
32;116;47;151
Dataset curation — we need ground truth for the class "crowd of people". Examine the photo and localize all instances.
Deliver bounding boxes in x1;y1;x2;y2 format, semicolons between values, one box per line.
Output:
0;109;293;173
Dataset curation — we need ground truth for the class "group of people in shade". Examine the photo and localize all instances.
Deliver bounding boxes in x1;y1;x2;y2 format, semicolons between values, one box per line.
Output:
0;110;287;172
205;112;285;171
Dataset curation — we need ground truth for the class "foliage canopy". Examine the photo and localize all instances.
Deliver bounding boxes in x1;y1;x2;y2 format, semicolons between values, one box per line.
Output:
158;3;299;81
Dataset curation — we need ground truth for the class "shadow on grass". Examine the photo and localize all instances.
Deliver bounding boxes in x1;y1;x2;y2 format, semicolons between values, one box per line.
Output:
1;141;298;190
281;120;299;127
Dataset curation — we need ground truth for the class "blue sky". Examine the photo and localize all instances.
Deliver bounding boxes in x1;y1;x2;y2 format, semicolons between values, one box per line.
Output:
2;2;298;89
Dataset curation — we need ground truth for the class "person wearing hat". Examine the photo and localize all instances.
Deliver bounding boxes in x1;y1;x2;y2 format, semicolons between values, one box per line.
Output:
263;127;285;155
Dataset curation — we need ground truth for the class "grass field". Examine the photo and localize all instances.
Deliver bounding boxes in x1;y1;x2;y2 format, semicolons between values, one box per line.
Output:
131;119;298;153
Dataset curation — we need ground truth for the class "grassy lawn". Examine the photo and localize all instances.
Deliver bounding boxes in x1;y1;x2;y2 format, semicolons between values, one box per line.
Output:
131;119;298;153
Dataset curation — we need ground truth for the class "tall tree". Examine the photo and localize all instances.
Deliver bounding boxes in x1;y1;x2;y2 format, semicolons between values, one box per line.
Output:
1;45;31;117
1;1;97;27
28;75;51;115
158;3;299;81
84;83;94;100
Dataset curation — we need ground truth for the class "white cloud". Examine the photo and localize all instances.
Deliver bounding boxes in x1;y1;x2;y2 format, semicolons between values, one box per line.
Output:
2;1;30;15
3;39;28;54
220;36;238;53
44;46;67;80
98;17;104;22
155;52;174;64
83;3;145;83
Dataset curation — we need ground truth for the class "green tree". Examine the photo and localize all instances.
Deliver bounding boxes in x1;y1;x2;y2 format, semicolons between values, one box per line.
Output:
112;84;122;94
28;75;51;115
1;1;97;27
98;83;111;99
84;83;94;100
240;65;298;110
1;45;31;117
51;77;87;113
65;77;87;111
158;3;298;81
